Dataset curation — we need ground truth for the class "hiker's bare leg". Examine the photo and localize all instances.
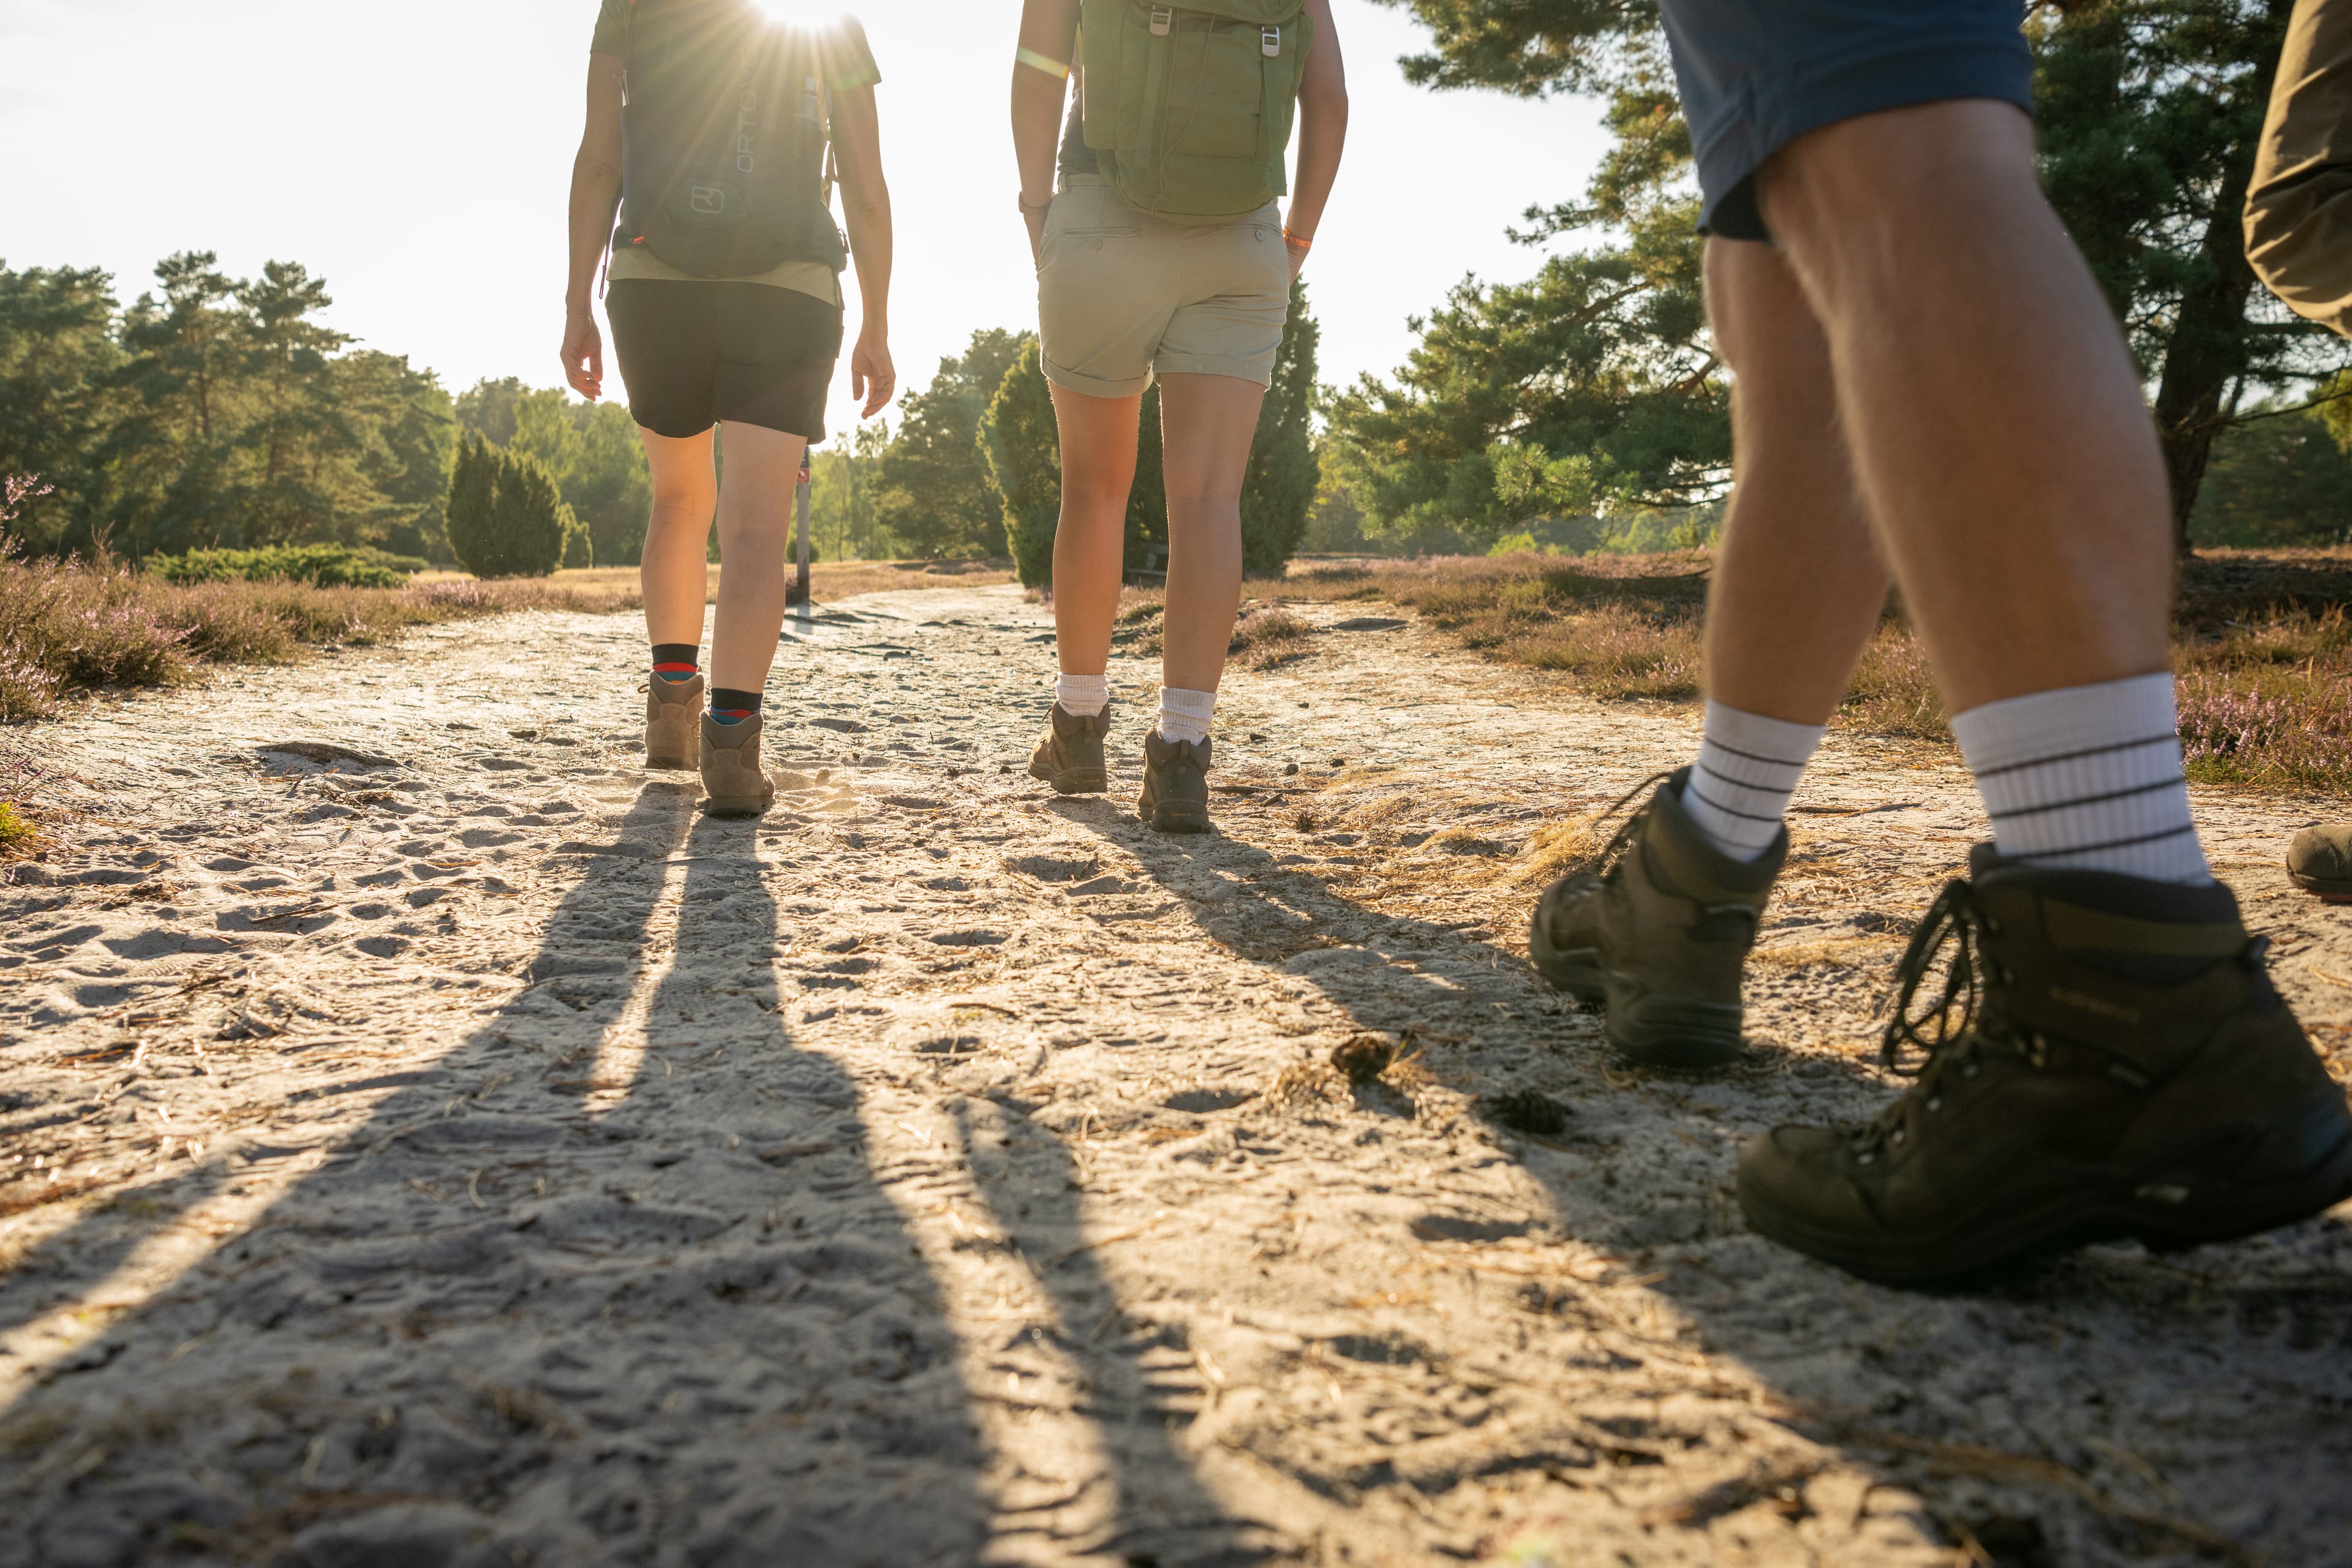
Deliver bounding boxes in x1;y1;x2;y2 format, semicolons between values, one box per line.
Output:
1049;385;1144;679
1757;100;2174;712
705;422;809;693
638;428;718;654
1155;372;1264;693
1701;238;1889;725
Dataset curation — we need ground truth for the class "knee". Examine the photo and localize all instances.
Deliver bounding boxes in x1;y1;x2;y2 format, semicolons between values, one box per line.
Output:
1163;488;1240;535
1058;471;1135;521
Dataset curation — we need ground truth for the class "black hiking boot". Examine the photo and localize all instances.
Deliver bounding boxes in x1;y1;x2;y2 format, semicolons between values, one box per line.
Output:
1528;769;1784;1068
1138;733;1212;834
1028;704;1110;794
1738;846;2352;1286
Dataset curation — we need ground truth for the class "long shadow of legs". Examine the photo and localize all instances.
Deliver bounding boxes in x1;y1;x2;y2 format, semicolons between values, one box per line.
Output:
605;813;988;1566
0;788;991;1567
1080;815;2352;1563
946;1090;1281;1567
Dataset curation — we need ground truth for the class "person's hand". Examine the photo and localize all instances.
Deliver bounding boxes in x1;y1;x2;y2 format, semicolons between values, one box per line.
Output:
851;327;896;418
561;307;604;401
1025;203;1050;268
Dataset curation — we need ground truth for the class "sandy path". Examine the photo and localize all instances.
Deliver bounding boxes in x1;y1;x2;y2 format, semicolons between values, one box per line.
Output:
2;584;2348;1568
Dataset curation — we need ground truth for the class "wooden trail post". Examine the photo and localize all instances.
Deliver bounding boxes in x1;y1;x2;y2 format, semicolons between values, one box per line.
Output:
794;455;813;624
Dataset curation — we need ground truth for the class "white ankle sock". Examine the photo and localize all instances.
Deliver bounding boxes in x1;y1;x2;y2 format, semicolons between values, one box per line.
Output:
1683;701;1825;861
1950;673;2212;884
1055;672;1109;717
1156;687;1216;746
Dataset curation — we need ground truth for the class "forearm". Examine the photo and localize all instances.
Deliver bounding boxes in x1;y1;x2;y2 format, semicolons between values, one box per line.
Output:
843;183;893;330
1012;66;1065;203
565;156;620;313
1288;90;1347;239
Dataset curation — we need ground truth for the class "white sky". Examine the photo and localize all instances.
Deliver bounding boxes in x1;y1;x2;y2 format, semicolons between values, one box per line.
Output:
0;0;1608;439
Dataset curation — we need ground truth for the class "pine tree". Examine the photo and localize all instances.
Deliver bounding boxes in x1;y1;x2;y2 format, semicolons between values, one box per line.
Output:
880;328;1031;558
444;435;572;578
978;343;1062;589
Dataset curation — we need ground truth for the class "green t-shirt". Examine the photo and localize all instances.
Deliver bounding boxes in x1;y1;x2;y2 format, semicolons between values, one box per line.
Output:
592;5;881;300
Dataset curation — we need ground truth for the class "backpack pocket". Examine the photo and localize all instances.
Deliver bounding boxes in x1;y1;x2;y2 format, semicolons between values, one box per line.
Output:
1083;0;1308;221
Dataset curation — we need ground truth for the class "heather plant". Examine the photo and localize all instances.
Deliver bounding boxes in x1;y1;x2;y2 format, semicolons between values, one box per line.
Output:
147;544;427;589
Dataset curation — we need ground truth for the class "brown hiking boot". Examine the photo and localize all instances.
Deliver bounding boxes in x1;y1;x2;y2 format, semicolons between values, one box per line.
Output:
1027;704;1110;794
1137;732;1213;834
699;712;775;818
646;674;703;769
2286;824;2352;900
1738;847;2352;1286
1527;769;1784;1068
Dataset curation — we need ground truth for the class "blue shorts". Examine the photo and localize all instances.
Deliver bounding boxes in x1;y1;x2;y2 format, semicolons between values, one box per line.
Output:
1657;0;2034;242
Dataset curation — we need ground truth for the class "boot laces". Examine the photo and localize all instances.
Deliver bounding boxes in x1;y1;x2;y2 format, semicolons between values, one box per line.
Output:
1850;877;2000;1163
1569;771;1678;881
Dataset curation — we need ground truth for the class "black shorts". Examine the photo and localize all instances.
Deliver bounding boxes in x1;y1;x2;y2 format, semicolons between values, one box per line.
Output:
606;280;843;443
1657;0;2035;242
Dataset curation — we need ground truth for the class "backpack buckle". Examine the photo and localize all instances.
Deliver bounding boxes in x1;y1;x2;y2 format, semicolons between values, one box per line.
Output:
1150;6;1172;36
1262;24;1280;56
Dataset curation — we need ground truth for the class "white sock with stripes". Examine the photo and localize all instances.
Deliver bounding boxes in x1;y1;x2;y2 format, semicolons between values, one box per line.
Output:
1156;687;1217;747
1950;673;2211;884
1683;701;1825;861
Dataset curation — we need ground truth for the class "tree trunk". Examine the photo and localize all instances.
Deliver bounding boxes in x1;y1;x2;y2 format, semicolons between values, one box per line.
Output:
2146;4;2294;556
2149;172;2262;556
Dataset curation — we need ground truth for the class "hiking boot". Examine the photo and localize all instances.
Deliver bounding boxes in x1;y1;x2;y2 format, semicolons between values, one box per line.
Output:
1137;733;1213;834
1028;704;1110;794
2286;824;2352;900
699;712;775;818
1527;768;1784;1068
1738;847;2352;1286
646;674;703;769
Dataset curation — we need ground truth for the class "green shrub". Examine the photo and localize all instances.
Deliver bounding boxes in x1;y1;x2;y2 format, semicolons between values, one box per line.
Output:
979;342;1062;590
445;433;576;578
146;545;426;589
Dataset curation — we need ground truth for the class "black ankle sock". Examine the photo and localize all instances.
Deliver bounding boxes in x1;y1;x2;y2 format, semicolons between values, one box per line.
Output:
652;643;700;683
709;688;762;726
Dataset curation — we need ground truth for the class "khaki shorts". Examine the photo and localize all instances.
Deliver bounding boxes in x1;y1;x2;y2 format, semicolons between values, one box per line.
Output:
1037;175;1291;398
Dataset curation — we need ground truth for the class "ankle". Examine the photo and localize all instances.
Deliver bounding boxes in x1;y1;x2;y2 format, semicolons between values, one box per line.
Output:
1055;671;1110;718
1682;702;1823;863
1155;687;1216;747
709;687;762;726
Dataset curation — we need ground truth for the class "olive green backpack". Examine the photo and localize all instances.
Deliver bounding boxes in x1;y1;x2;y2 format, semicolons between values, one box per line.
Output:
1078;0;1313;223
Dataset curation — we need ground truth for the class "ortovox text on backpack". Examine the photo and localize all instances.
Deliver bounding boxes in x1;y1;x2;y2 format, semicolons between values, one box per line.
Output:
616;0;848;277
1079;0;1313;224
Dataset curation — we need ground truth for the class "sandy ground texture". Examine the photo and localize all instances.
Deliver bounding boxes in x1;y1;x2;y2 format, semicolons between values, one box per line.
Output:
2;583;2350;1568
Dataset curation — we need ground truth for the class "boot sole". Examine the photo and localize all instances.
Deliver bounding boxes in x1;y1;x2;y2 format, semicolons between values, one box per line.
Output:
1739;1099;2352;1287
1145;802;1211;834
703;796;772;819
1608;994;1744;1069
1528;918;1743;1067
646;755;695;771
2288;870;2352;899
1029;761;1107;794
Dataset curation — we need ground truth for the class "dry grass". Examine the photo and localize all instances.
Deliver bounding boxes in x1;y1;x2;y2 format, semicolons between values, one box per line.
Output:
0;559;646;723
1274;548;2352;795
0;556;1012;725
1229;606;1314;670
